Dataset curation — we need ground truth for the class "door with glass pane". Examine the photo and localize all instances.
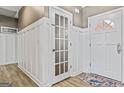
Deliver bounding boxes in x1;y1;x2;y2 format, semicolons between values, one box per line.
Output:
51;7;72;83
90;10;122;81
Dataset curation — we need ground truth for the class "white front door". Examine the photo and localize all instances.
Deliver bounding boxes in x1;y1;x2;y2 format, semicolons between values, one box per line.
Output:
90;10;122;81
51;7;72;83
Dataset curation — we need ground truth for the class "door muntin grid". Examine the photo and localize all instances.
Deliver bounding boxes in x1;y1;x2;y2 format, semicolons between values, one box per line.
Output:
55;13;69;76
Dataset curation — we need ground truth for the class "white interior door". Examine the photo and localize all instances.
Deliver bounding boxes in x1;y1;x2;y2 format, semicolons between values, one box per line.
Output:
51;7;72;83
90;10;122;81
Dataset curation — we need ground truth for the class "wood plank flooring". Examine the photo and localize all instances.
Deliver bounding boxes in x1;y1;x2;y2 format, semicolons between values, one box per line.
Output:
53;77;90;87
0;64;38;87
0;64;90;87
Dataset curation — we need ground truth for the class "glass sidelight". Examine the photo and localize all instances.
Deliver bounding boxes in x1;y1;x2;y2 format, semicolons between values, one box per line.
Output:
55;13;69;76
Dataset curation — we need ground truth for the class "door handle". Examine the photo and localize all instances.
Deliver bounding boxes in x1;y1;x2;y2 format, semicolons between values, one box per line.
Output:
117;43;121;54
51;24;55;26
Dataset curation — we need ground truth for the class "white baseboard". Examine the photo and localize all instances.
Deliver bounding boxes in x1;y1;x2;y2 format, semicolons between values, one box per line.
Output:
18;65;52;87
71;71;83;77
18;65;41;86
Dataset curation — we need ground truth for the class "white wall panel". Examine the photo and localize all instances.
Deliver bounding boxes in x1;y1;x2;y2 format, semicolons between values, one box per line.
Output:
71;27;90;76
0;33;17;65
0;34;6;64
81;30;90;73
17;17;51;86
70;28;79;75
6;34;16;64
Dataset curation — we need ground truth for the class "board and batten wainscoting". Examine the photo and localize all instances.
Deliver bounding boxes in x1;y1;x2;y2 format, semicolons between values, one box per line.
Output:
0;27;17;65
17;17;52;87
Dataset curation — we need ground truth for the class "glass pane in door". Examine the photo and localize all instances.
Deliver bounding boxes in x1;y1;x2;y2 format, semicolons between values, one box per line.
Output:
55;52;59;63
55;39;59;50
60;63;64;74
60;16;64;26
60;51;64;62
65;17;68;29
65;40;68;50
65;62;68;72
60;39;64;50
55;14;59;26
55;27;59;38
60;28;64;38
65;51;68;61
55;64;59;76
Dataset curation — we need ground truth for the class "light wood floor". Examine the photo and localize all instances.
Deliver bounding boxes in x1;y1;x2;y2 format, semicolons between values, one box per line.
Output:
0;64;38;87
0;64;90;87
53;77;90;87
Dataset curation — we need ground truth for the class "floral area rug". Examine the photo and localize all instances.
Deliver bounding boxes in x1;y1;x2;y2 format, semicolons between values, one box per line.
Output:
78;73;124;87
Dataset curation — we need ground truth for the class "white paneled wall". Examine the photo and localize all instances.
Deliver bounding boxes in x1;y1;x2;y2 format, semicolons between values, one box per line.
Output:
17;17;51;86
0;33;17;65
0;34;6;64
70;27;90;76
80;29;90;73
17;17;90;86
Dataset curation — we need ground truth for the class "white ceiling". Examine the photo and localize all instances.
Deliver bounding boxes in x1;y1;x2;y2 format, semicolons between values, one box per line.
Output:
0;6;22;18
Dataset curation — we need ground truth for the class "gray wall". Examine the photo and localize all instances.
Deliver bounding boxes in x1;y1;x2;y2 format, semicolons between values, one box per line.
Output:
0;15;18;28
82;6;122;27
18;6;45;30
18;6;83;30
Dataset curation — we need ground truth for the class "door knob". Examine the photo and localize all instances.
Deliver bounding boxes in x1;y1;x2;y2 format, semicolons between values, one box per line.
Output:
51;24;55;26
52;49;56;52
117;43;121;54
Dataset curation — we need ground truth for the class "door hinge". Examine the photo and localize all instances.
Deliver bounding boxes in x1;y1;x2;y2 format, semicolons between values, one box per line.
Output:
89;24;91;27
37;40;39;44
90;63;91;68
70;65;72;69
89;43;91;47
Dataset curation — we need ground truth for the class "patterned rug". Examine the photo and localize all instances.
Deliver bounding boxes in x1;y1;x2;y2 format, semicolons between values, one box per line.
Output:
78;73;124;87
